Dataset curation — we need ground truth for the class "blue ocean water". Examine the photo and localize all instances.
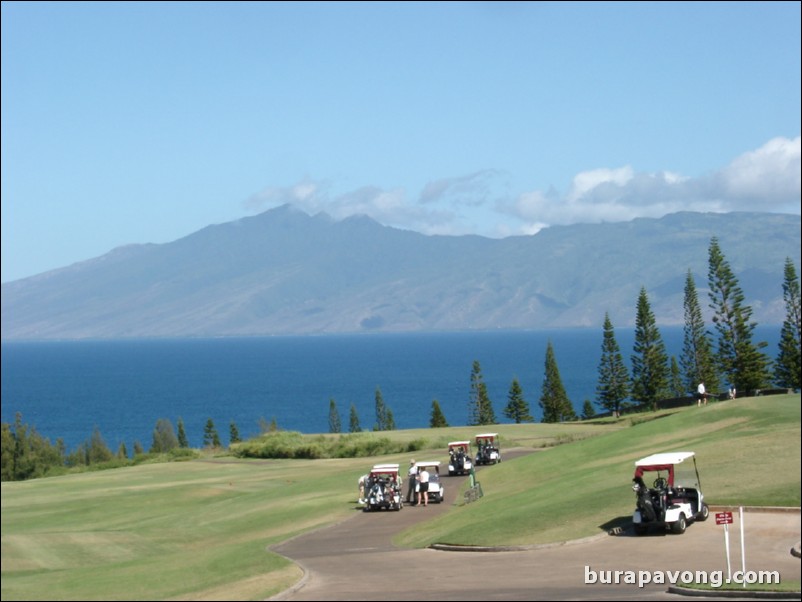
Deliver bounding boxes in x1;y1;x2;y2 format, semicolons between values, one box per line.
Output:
1;327;782;453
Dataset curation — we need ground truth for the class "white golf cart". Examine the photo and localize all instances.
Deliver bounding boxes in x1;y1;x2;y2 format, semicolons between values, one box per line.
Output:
631;451;709;535
447;441;472;476
414;460;445;503
474;433;502;465
363;463;403;512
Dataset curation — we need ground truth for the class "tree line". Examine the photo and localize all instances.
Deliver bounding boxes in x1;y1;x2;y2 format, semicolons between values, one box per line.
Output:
1;414;247;482
328;238;800;428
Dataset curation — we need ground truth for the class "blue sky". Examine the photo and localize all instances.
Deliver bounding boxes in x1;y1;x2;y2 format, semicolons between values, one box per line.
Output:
2;1;800;283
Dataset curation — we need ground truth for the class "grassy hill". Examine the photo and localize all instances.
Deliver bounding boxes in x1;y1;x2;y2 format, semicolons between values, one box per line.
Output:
1;395;799;601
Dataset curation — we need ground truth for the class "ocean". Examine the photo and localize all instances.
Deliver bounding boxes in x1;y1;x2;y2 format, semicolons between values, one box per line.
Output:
1;327;782;453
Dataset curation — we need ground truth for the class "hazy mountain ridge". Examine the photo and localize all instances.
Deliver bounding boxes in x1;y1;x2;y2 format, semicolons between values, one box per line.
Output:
2;206;799;339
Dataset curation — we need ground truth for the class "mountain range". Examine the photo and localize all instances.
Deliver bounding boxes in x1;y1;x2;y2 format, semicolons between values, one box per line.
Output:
2;206;799;340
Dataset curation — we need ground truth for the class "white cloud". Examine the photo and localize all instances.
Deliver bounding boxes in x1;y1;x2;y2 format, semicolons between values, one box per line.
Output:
715;136;801;208
506;136;800;234
566;166;634;202
244;136;800;239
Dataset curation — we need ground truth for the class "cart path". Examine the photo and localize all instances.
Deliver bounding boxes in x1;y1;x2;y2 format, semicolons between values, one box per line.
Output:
270;452;801;601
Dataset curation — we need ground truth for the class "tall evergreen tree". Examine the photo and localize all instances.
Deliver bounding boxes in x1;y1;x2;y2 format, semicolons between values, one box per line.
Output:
373;387;395;430
429;399;449;428
176;417;189;448
349;403;362;433
631;287;669;410
775;258;801;390
539;340;576;422
467;360;483;426
707;237;772;392
595;313;630;417
581;399;596;420
328;398;342;433
150;418;178;453
117;441;128;460
503;378;534;423
203;418;221;448
468;360;497;425
680;269;719;394
229;421;241;445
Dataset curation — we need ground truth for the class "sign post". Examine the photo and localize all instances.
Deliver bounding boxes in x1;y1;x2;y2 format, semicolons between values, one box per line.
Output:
716;511;734;581
740;507;746;588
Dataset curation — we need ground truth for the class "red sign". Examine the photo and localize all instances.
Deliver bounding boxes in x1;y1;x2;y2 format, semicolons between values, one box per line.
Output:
715;511;733;525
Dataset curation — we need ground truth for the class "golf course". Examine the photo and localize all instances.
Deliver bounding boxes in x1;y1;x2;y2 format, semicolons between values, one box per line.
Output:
2;394;800;600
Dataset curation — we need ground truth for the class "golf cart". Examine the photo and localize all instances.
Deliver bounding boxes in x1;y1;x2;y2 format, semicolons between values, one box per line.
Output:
364;463;403;512
447;441;472;476
631;452;709;535
474;433;502;465
414;461;445;503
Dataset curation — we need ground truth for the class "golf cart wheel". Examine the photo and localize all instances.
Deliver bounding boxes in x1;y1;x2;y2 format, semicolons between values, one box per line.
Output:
697;503;710;521
671;514;687;534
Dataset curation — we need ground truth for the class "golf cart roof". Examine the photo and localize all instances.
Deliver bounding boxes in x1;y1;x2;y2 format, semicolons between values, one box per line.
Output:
635;452;695;468
476;433;498;439
414;460;441;468
370;463;400;475
448;441;470;447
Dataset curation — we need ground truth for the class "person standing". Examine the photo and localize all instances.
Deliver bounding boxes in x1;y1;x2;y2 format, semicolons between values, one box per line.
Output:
358;474;367;504
697;382;707;406
406;459;417;504
417;465;430;506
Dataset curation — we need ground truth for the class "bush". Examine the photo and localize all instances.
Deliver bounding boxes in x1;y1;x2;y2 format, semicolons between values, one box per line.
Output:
233;431;432;460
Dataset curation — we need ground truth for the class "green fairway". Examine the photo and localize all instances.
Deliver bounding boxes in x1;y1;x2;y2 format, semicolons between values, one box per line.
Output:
2;395;799;600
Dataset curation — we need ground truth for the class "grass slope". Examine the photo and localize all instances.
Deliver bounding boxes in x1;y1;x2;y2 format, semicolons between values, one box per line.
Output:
1;395;798;601
395;395;801;548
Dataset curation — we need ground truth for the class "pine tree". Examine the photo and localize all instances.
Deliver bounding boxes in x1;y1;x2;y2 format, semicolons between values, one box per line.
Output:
328;398;342;433
150;418;178;453
176;417;189;448
581;400;596;420
203;418;221;448
229;421;241;445
468;360;497;425
373;387;395;430
133;440;144;455
707;237;772;392
539;340;576;422
680;269;719;395
631;287;669;410
503;378;533;423
349;403;362;433
429;399;449;427
117;441;128;460
467;361;483;426
775;258;801;390
596;313;630;417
